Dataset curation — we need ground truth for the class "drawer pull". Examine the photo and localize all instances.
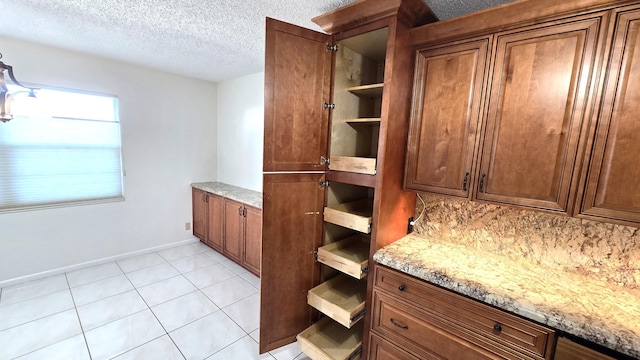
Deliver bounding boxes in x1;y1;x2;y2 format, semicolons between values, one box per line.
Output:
493;323;502;332
390;318;409;330
398;285;406;291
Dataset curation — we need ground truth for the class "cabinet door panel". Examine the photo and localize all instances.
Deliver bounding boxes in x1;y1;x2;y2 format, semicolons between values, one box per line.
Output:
405;38;490;197
264;18;332;172
260;173;325;353
580;8;640;224
223;199;243;263
477;17;603;212
206;194;224;252
243;206;262;276
192;188;206;240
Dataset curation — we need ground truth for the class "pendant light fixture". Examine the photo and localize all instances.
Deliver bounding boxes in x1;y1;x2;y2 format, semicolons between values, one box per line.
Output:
1;52;38;122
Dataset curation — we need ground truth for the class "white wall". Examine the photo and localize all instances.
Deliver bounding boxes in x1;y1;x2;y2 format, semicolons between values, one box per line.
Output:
0;37;218;282
216;72;264;192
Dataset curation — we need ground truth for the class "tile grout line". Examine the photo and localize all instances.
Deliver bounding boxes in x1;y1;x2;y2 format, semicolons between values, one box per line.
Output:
64;271;94;360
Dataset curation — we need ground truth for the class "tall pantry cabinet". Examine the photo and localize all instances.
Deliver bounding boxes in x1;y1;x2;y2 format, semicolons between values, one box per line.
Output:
260;0;436;358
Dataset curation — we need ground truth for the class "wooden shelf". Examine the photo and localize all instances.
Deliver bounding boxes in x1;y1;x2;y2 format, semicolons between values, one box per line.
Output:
297;316;364;360
308;274;367;328
329;156;376;175
324;199;373;234
345;118;381;126
347;83;384;97
318;235;370;279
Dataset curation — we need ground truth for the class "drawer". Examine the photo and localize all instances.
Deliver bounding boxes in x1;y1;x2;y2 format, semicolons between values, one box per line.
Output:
324;199;373;234
368;333;422;360
372;291;533;360
374;266;555;359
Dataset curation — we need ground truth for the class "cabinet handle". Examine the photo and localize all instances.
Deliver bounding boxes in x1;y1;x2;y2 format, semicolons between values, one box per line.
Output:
205;195;209;203
493;323;502;332
463;172;470;191
398;285;406;292
479;174;487;192
390;318;409;330
238;206;243;216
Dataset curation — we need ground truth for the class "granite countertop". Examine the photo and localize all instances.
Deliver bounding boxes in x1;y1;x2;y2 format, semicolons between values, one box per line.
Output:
374;234;640;358
191;182;262;209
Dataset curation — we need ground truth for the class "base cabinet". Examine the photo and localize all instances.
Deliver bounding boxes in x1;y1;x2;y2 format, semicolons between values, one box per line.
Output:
192;188;223;252
371;265;556;360
191;188;261;276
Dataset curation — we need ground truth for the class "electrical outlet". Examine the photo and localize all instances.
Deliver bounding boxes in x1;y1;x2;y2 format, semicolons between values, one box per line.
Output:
184;222;191;231
407;217;414;234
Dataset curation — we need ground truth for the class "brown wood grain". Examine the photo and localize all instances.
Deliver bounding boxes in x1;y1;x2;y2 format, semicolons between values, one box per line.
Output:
259;173;325;353
372;265;556;359
223;199;243;263
191;188;206;241
475;15;605;213
312;0;436;35
369;333;422;360
205;193;224;252
405;38;491;198
578;5;640;225
410;0;635;47
242;205;262;276
263;18;332;172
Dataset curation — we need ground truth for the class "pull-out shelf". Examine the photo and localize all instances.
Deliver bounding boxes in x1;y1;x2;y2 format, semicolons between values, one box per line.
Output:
317;235;369;279
307;274;367;328
297;317;364;360
324;199;373;234
329;156;377;175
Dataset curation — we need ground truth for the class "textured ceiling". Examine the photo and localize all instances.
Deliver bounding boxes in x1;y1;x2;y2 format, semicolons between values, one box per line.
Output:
0;0;514;82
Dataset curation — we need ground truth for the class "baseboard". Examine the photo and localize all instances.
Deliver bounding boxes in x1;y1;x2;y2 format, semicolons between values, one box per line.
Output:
0;237;200;288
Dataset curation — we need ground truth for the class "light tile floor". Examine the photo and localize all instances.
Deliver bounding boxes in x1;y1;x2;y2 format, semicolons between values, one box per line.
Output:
0;242;311;360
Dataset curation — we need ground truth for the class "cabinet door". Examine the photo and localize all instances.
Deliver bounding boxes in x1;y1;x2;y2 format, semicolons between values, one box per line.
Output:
476;17;603;213
192;188;207;240
260;173;325;353
263;18;333;172
243;205;262;276
223;199;244;263
206;194;224;252
579;8;640;225
369;334;421;360
405;38;490;197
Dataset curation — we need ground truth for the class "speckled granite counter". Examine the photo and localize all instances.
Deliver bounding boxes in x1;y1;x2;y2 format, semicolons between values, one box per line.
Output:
191;182;262;209
374;234;640;358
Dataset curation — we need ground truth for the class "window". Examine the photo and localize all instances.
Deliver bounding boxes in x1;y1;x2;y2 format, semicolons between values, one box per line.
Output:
0;86;124;212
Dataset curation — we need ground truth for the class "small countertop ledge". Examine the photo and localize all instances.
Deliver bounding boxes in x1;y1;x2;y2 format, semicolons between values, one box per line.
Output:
191;182;262;209
374;234;640;359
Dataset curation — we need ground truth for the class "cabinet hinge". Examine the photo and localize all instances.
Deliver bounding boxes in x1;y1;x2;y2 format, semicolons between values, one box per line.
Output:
314;251;318;262
320;156;330;166
319;180;330;188
323;102;335;110
326;43;338;52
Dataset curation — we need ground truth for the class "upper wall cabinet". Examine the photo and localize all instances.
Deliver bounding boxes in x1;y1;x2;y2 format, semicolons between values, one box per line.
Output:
476;16;603;213
578;5;640;225
263;19;332;172
407;11;607;215
405;38;490;197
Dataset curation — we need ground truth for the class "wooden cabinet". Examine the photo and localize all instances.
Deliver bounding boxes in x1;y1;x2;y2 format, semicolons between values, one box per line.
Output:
192;188;207;240
191;188;261;276
260;0;436;357
476;16;603;213
407;6;610;216
243;205;262;275
577;6;640;226
554;337;615;360
192;188;223;252
371;265;556;360
405;38;490;197
223;199;244;263
263;18;332;173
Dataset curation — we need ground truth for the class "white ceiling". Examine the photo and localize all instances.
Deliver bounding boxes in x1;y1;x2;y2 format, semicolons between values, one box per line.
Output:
0;0;514;82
